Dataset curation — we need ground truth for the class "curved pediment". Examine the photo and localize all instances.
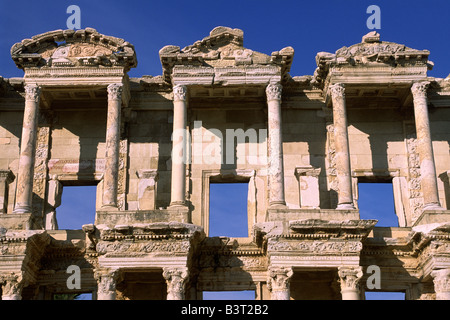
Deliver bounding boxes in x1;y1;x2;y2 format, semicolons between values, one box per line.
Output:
11;28;137;71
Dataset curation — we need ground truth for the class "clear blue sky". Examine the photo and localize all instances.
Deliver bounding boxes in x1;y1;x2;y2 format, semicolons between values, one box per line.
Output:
2;0;448;300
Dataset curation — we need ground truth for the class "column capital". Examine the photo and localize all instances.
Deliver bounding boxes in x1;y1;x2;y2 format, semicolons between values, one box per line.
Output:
338;266;363;290
173;84;187;102
267;267;293;300
24;84;41;102
411;81;430;98
0;272;26;300
95;269;120;300
329;83;345;99
107;83;123;101
266;82;282;101
431;268;450;299
163;267;189;300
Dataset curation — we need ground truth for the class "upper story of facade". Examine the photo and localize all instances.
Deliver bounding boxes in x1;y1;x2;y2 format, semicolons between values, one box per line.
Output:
0;26;449;234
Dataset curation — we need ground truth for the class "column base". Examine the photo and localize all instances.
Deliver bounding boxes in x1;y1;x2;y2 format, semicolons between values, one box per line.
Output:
337;203;356;210
423;203;445;211
12;206;32;214
99;204;119;211
269;201;287;209
169;201;187;208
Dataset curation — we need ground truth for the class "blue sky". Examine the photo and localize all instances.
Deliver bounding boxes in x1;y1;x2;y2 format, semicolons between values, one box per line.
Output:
2;0;448;300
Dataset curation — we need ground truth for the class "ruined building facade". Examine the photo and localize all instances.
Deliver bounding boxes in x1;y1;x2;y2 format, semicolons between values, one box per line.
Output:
0;27;450;300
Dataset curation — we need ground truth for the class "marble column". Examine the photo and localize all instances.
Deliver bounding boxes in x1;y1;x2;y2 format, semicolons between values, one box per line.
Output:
13;84;41;214
102;83;122;209
96;270;119;300
267;267;293;300
330;83;355;210
170;85;188;207
338;266;363;300
411;81;443;210
163;267;189;300
431;268;450;300
266;82;286;208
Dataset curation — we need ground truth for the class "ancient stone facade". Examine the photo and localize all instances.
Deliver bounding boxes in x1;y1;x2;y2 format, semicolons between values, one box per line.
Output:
0;27;449;300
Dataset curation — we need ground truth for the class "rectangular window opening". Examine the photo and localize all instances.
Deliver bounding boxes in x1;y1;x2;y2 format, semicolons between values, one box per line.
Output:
56;185;97;230
209;182;248;237
358;180;399;227
53;292;93;300
203;290;255;300
365;291;405;300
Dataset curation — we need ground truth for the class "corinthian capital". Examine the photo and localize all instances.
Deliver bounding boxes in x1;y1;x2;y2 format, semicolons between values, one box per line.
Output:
411;81;430;98
107;83;123;101
163;267;189;300
329;83;345;99
267;267;293;292
266;82;282;101
24;84;41;102
338;266;363;290
431;269;450;294
173;85;187;102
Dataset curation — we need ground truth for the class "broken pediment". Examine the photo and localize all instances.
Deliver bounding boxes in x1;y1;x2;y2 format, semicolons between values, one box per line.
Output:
312;31;433;88
159;26;294;84
11;28;137;71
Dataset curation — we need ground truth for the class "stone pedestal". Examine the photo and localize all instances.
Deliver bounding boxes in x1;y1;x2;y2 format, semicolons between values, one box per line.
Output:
329;83;355;210
295;166;321;209
411;81;443;211
102;83;123;210
431;268;450;300
163;267;189;300
266;83;286;208
170;85;188;207
267;267;293;300
13;84;41;214
338;266;363;300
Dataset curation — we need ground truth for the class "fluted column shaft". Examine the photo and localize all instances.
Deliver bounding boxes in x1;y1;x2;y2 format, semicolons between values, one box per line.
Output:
102;83;122;209
266;83;286;208
13;84;41;214
330;83;355;209
411;81;442;210
170;85;187;207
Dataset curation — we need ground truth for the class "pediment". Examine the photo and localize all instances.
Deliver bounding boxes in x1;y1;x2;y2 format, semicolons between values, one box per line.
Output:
11;28;137;71
159;26;294;84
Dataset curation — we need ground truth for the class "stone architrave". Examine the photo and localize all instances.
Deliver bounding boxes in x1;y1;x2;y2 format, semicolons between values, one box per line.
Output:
170;85;188;207
411;81;443;210
102;83;123;209
266;82;286;208
163;267;189;300
13;84;41;214
267;267;293;300
295;166;321;208
329;83;355;210
0;170;14;213
136;169;158;210
431;268;450;300
338;266;363;300
95;269;119;300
